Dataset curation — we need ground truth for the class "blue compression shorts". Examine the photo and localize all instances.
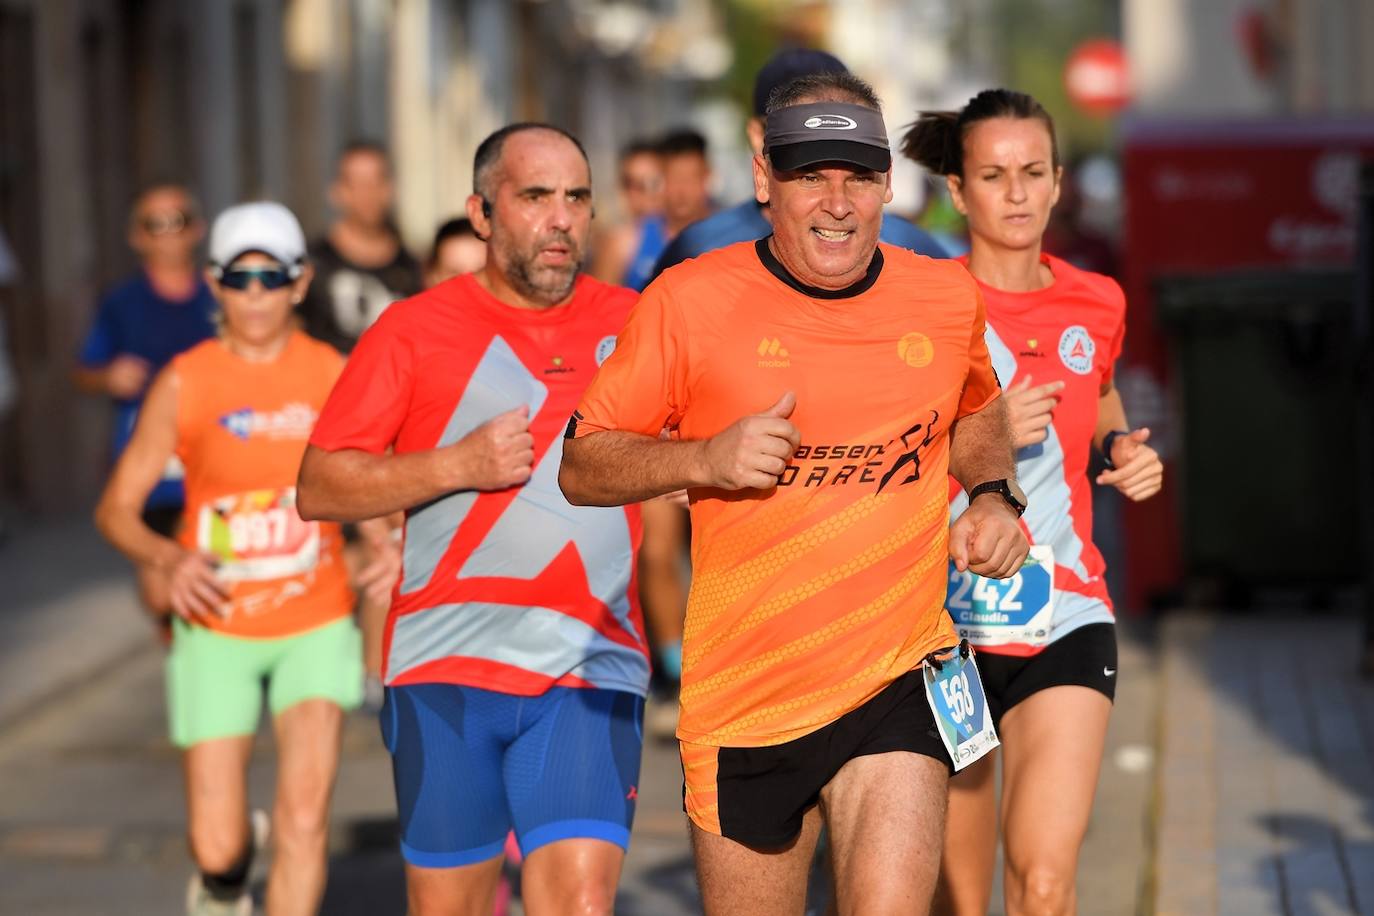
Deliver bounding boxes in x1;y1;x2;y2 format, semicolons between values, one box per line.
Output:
381;683;645;867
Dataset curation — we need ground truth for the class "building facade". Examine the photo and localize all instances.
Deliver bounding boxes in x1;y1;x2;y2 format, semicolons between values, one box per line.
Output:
0;0;720;513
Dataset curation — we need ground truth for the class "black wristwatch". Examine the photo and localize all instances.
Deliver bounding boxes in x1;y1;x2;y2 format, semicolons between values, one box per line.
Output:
968;479;1028;517
1100;429;1129;469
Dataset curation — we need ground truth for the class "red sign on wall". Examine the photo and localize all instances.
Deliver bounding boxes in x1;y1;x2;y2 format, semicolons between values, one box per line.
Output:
1064;39;1130;117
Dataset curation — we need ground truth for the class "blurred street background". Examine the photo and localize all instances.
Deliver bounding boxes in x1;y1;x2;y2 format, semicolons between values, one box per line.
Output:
0;0;1373;914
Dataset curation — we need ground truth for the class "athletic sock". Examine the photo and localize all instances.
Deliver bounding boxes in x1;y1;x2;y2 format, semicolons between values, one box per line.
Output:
660;640;683;681
200;835;254;902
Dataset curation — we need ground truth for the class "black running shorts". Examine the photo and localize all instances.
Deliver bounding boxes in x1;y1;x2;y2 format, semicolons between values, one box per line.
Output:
681;667;950;848
974;623;1117;727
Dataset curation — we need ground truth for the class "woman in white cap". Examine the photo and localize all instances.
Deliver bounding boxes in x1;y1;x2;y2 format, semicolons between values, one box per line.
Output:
96;201;397;916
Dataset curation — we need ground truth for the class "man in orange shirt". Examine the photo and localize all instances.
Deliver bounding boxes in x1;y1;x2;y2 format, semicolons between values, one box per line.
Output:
560;73;1028;915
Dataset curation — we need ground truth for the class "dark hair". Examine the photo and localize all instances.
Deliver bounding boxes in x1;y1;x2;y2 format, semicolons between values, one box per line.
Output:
472;122;589;199
619;139;661;162
130;181;199;219
752;48;848;117
657;128;708;159
336;139;392;173
428;217;479;265
766;71;881;115
900;89;1059;177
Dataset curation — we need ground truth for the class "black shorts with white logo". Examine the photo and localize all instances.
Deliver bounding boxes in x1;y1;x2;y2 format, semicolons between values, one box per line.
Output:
974;623;1117;727
699;667;951;848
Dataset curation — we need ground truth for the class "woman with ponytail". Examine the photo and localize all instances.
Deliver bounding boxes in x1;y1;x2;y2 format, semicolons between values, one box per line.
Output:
902;91;1163;916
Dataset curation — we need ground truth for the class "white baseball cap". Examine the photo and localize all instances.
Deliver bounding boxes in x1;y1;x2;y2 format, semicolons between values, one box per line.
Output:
208;201;307;277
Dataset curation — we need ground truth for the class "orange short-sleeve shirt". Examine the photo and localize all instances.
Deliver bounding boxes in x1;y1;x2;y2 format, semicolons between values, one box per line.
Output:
571;239;1000;746
174;332;352;639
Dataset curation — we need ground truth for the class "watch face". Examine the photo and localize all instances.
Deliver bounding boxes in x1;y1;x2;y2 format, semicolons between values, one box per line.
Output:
1007;479;1028;509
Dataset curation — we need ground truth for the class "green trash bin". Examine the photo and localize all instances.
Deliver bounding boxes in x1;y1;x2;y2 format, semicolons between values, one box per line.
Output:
1158;268;1357;591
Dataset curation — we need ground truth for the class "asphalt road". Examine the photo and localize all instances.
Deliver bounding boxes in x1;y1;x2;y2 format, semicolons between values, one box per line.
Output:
0;517;1168;915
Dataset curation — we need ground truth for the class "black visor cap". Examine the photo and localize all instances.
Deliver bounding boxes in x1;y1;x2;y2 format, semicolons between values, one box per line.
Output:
768;139;892;173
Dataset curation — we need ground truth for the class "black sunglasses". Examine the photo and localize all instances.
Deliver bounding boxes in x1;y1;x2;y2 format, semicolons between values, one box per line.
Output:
219;266;294;291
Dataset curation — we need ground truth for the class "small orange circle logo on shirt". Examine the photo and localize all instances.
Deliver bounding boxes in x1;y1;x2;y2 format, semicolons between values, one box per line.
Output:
898;332;934;368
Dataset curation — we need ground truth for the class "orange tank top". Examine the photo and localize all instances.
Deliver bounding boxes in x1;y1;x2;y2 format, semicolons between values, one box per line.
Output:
174;331;351;638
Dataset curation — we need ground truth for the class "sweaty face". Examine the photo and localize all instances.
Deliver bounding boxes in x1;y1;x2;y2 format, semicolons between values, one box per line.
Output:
333;150;395;228
753;156;892;290
948;117;1060;252
486;131;593;305
130;187;203;265
210;252;303;347
661;152;710;226
619;152;664;221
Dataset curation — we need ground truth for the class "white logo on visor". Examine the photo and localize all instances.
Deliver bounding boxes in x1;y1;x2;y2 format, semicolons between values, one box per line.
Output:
804;115;857;130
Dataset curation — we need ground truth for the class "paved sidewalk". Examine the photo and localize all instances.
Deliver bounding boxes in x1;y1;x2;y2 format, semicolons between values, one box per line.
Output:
0;515;153;728
1155;612;1374;916
0;517;1155;914
10;518;1373;913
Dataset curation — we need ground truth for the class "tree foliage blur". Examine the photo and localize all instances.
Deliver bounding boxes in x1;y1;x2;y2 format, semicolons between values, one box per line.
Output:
972;0;1121;159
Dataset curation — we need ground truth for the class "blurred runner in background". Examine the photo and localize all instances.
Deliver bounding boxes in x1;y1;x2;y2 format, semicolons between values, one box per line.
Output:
74;183;217;627
591;139;666;291
299;141;423;352
298;123;650;916
903;90;1162;916
95;201;394;916
657;128;715;246
299;141;423;699
0;226;20;542
426;217;487;287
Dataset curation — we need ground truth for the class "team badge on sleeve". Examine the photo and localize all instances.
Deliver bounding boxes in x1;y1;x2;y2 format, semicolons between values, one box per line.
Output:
595;336;617;366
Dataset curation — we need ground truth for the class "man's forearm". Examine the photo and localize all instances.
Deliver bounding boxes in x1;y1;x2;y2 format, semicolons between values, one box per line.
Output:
560;431;705;506
298;446;458;522
948;395;1018;492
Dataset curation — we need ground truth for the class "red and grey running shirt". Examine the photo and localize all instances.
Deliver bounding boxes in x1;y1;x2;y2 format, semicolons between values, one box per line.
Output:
310;273;649;696
948;253;1126;656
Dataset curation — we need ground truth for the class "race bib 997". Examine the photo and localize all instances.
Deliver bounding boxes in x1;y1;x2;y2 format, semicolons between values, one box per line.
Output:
197;487;320;582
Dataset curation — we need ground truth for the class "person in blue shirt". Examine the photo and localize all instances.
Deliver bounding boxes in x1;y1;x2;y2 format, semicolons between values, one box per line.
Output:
650;48;947;281
590;138;666;290
74;183;217;621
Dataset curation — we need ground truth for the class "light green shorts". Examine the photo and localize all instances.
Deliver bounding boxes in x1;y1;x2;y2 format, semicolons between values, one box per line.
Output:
166;616;363;748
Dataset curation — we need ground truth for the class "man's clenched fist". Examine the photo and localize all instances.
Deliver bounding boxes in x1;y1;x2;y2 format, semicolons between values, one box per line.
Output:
950;492;1029;579
698;391;801;491
450;405;536;491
